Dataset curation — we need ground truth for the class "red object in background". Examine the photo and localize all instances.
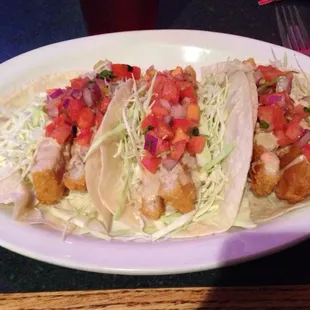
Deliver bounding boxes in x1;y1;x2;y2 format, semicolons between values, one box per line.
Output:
258;0;281;5
80;0;158;35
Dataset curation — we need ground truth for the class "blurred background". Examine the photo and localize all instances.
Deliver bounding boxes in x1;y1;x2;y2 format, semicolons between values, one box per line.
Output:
0;0;292;63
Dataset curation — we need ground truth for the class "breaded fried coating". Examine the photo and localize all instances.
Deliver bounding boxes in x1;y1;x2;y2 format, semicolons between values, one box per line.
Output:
32;170;65;204
250;145;280;197
63;176;86;192
277;144;302;170
140;196;165;220
31;137;66;205
159;164;196;214
63;143;87;192
275;159;310;204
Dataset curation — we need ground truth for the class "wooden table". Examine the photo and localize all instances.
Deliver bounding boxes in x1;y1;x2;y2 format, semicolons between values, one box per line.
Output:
2;286;310;309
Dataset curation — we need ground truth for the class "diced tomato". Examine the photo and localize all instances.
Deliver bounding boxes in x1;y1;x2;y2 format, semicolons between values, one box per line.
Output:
292;104;310;119
95;111;104;128
258;104;287;131
53;113;72;127
67;99;84;121
178;81;196;99
152;75;165;98
112;64;130;79
286;99;295;115
151;100;169;117
76;128;93;146
45;122;55;137
100;97;112;114
161;79;180;104
170;140;187;161
132;66;141;80
187;136;206;155
171;118;191;133
141;153;161;174
302;144;310;162
273;104;287;130
257;106;274;131
111;64;140;80
274;129;293;147
256;65;292;82
186;104;200;123
171;127;189;144
70;77;89;90
141;114;158;131
50;124;72;144
156;120;174;140
76;107;95;129
285;116;304;142
156;138;170;156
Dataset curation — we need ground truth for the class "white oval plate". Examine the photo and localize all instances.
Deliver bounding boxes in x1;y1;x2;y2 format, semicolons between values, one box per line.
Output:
1;30;310;275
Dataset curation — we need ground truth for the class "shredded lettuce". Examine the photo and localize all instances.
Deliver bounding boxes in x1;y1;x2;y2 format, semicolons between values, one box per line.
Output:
84;123;126;162
0;95;47;181
202;144;234;173
192;72;232;220
151;211;196;241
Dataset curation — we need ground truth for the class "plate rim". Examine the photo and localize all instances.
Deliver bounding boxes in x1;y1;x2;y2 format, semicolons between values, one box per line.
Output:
1;29;310;275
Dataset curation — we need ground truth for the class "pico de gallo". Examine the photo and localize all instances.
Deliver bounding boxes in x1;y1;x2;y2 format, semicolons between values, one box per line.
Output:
246;57;310;202
44;61;141;146
140;66;206;174
250;59;310;155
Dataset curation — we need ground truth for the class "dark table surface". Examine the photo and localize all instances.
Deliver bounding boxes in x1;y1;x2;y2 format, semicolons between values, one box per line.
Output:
1;0;310;293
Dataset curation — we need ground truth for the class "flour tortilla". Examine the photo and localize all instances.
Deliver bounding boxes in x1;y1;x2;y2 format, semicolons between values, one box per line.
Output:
170;60;258;238
234;70;310;228
86;79;141;231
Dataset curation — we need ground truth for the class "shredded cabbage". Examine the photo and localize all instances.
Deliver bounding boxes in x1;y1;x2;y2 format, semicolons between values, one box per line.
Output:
193;72;233;219
0;94;47;181
107;70;234;238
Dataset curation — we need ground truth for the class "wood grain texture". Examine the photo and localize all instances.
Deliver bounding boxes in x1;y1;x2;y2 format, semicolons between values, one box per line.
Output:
2;286;310;310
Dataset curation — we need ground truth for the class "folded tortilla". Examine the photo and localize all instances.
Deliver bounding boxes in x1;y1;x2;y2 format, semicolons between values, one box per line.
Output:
95;60;258;239
234;70;310;228
0;72;133;240
170;60;258;238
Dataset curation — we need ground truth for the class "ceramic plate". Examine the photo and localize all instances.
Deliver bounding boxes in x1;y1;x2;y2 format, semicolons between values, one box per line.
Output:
1;30;309;275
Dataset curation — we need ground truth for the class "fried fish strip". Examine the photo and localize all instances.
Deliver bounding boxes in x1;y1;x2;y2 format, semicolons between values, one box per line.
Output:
159;164;196;214
275;158;310;204
250;145;280;197
31;137;66;204
63;143;87;192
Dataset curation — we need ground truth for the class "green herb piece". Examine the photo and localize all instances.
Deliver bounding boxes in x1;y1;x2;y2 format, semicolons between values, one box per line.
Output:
304;107;310;113
259;120;269;129
257;77;279;93
191;127;200;136
143;125;154;134
98;70;115;79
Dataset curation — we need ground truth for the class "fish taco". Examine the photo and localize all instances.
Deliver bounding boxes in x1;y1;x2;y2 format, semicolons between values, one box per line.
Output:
93;60;257;240
235;57;310;227
0;60;141;239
